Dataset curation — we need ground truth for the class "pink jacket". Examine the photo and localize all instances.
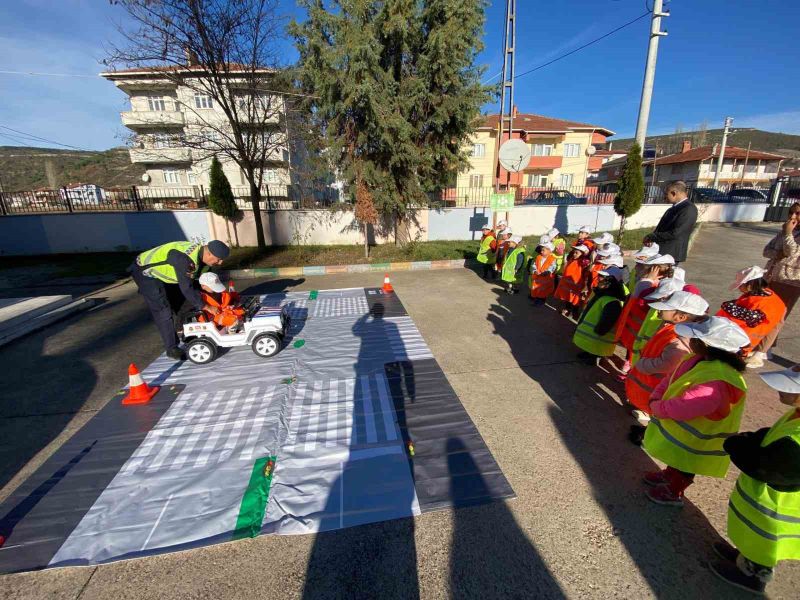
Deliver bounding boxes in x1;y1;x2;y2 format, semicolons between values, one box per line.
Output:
650;355;745;422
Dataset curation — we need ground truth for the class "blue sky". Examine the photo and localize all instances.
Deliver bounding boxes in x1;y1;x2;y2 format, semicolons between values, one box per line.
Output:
0;0;798;150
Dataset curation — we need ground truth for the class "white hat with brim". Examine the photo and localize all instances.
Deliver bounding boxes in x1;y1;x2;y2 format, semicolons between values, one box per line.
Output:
510;235;523;244
199;271;226;293
674;316;751;353
592;233;614;244
598;266;624;282
644;253;676;265
645;276;686;301
497;220;507;227
481;224;492;230
634;243;660;263
572;244;590;254
579;225;591;234
539;235;551;245
648;290;709;316
547;228;560;239
760;366;800;394
541;242;554;251
502;227;513;236
599;255;624;268
596;243;621;257
729;265;767;291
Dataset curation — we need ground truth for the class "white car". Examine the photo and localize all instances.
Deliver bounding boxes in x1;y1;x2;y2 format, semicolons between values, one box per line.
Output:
181;299;290;365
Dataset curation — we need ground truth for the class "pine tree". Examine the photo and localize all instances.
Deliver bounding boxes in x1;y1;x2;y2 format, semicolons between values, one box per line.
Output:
291;0;492;246
614;142;645;239
207;156;238;247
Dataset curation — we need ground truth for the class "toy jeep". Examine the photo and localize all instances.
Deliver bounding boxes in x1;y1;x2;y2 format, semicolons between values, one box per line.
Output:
182;297;290;365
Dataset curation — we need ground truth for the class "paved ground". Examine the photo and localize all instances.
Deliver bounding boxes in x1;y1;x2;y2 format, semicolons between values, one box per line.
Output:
1;223;798;599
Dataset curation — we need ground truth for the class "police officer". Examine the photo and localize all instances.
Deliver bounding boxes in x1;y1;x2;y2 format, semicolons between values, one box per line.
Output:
131;239;230;360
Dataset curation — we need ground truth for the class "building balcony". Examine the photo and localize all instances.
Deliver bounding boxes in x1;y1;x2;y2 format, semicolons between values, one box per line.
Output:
526;156;563;169
129;147;192;163
122;110;185;128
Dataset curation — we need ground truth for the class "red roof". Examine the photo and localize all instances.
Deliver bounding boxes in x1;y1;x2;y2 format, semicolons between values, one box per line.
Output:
479;112;615;136
645;145;785;166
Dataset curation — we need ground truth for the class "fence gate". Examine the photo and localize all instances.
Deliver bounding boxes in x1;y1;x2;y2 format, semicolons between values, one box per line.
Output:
765;176;800;222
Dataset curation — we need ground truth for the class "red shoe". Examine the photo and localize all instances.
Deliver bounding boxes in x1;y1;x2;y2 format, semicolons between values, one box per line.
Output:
645;484;684;507
642;469;667;486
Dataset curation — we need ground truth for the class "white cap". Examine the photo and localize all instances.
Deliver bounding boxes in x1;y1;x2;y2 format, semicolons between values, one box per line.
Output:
760;365;800;394
541;242;555;251
729;265;767;291
649;291;709;316
599;255;624;268
481;223;492;230
539;234;551;245
674;316;751;353
510;235;523;244
199;271;226;293
547;228;560;238
502;227;513;236
572;244;590;254
644;254;676;266
497;220;507;227
579;225;591;234
596;242;621;257
634;243;660;263
592;232;614;244
598;266;624;282
645;276;686;301
673;267;686;281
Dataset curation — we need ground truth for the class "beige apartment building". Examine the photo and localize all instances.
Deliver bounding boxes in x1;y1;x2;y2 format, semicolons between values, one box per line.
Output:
458;111;615;190
101;65;291;190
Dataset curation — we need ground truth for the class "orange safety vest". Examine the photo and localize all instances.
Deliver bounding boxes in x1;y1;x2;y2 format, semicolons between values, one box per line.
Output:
200;291;244;328
589;262;605;290
530;254;557;299
616;284;657;351
555;258;586;306
625;324;678;412
715;290;787;355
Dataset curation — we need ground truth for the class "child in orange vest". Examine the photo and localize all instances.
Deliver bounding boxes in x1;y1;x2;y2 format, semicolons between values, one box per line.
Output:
198;272;245;332
494;226;513;277
529;241;558;306
717;266;787;361
555;244;590;318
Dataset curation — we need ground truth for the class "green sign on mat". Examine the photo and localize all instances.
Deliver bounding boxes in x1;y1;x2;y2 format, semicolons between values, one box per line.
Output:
490;192;515;211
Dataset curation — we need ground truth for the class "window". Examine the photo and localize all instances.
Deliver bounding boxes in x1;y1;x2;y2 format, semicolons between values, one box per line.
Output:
148;96;167;111
532;144;553;157
469;174;484;188
559;173;574;187
163;169;181;184
152;133;171;149
194;93;213;109
527;173;549;187
263;169;279;183
187;171;198;185
563;143;581;158
472;143;486;158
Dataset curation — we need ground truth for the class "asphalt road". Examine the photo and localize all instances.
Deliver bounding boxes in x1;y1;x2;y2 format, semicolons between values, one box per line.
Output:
1;223;798;599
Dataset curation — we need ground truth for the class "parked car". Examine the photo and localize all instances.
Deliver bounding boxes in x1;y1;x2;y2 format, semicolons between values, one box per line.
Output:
690;187;728;203
727;188;769;202
522;190;587;204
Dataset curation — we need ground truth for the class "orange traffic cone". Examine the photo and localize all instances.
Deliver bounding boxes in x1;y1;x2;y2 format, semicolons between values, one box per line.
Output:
122;363;160;405
382;273;394;293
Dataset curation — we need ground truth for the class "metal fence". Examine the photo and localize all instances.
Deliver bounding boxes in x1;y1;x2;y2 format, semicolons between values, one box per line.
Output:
764;176;800;222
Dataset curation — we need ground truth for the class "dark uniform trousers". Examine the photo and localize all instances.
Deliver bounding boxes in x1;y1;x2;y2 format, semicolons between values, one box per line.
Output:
131;264;187;351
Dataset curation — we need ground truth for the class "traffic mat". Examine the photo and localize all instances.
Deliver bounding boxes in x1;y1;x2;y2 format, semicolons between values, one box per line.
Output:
0;288;513;573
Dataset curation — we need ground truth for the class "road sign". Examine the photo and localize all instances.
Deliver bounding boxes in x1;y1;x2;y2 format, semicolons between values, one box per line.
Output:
490;192;515;211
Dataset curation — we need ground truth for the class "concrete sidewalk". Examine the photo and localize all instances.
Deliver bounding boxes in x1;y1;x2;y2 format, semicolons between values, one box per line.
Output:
2;224;798;599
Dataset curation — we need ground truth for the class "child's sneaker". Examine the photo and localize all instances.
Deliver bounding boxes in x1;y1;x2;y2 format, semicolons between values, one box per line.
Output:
642;469;667;486
710;557;768;595
645;484;684;506
746;352;767;369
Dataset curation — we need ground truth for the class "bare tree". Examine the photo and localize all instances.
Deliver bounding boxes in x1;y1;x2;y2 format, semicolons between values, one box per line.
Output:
106;0;290;248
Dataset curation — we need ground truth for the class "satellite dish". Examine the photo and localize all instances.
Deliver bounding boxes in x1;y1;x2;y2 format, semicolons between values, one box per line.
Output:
498;139;531;173
586;145;597;156
141;173;151;183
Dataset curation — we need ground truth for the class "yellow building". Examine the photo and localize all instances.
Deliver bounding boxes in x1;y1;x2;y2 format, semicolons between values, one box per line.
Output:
458;111;615;191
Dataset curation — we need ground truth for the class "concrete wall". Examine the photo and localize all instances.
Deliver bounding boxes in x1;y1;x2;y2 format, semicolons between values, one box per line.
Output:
0;202;769;255
0;210;211;256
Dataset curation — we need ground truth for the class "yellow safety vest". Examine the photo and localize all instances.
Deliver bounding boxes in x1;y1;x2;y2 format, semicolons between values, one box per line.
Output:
501;247;527;283
136;241;203;284
477;234;497;265
728;410;800;567
573;295;621;357
644;358;747;478
632;308;663;365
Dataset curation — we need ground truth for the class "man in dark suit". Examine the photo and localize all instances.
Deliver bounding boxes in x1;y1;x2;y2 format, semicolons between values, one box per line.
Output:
644;180;698;263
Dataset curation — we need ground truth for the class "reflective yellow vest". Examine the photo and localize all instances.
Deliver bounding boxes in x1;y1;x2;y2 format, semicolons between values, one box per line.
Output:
573;295;621;357
632;308;663;365
501;246;527;283
728;410;800;567
477;234;497;265
136;241;203;284
644;358;747;478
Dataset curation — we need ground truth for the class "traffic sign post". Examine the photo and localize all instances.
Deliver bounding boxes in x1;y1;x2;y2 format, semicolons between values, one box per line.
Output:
490;192;515;211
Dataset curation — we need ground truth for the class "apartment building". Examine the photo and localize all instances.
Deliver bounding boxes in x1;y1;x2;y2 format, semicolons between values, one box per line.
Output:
459;110;615;190
101;64;290;189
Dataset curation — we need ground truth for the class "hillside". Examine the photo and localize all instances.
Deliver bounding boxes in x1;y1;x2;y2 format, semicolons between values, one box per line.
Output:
608;128;800;164
0;146;146;191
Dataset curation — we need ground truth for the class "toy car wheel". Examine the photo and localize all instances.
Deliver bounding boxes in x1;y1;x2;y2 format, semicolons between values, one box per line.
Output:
252;333;281;358
186;338;217;364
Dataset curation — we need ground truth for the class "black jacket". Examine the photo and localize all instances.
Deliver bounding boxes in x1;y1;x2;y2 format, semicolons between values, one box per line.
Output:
648;200;698;262
724;428;800;492
580;280;627;336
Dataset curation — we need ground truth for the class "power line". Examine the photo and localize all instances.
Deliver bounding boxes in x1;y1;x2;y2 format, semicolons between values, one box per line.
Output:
0;69;98;79
0;132;35;147
512;11;651;82
0;125;88;151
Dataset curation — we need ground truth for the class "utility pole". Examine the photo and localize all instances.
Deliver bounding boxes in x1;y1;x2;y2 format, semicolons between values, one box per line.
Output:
740;141;752;185
712;116;733;189
634;0;669;153
495;0;517;193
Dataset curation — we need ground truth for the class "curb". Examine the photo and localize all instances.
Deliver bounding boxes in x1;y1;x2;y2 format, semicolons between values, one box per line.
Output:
222;259;474;280
687;222;704;255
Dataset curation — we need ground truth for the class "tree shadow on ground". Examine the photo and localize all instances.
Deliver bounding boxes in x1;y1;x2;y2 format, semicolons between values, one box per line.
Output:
486;285;753;599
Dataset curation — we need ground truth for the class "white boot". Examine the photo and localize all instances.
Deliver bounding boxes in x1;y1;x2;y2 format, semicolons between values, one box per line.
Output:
746;352;766;369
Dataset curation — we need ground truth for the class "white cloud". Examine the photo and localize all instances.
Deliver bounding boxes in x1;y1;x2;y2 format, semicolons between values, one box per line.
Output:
736;111;800;134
